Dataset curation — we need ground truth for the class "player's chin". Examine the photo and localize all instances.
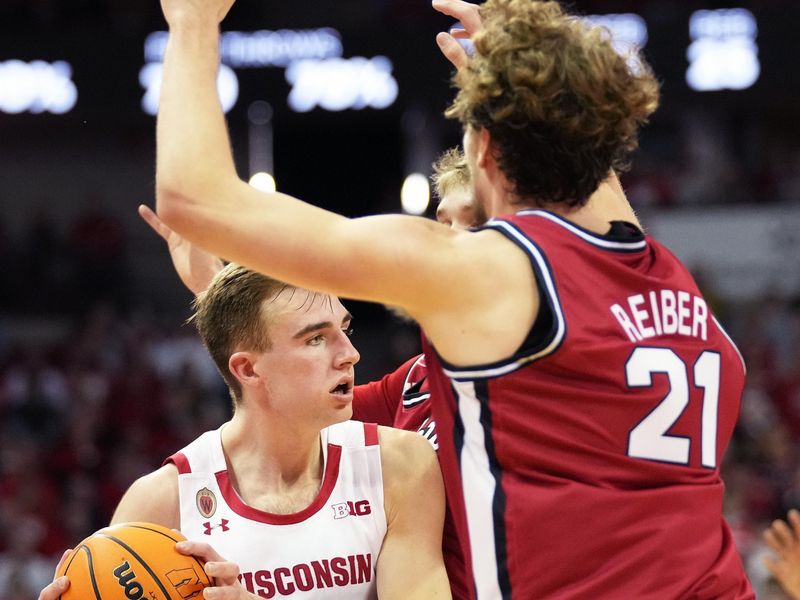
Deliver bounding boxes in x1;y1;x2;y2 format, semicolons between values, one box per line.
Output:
327;400;353;424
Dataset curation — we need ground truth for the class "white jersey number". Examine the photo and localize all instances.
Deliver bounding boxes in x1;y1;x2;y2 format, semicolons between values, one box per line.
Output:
626;348;720;468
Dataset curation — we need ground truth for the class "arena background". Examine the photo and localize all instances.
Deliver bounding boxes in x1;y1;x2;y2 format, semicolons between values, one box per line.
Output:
1;0;799;597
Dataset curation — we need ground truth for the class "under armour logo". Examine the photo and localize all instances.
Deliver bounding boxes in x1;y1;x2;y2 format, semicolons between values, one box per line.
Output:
202;519;230;535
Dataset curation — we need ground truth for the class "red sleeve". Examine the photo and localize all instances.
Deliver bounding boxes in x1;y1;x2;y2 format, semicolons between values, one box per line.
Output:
353;354;421;426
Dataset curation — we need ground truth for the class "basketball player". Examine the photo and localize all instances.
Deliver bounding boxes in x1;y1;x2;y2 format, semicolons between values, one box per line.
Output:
763;509;800;599
38;264;450;599
148;0;753;596
136;147;474;598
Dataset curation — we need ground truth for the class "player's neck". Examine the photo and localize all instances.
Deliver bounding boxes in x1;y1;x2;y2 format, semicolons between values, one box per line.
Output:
507;176;641;234
221;409;324;504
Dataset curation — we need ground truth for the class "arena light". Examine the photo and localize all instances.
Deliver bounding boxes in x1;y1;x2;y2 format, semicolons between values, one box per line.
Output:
249;172;276;193
401;173;430;216
139;63;239;116
0;60;77;114
686;9;760;91
584;13;648;53
285;56;398;112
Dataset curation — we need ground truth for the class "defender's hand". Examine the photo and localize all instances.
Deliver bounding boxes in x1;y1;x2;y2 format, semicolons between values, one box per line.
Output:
139;204;223;295
432;0;482;70
763;509;800;600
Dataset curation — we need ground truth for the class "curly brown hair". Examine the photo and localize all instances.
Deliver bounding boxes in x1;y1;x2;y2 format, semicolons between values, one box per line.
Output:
431;147;471;199
446;0;660;207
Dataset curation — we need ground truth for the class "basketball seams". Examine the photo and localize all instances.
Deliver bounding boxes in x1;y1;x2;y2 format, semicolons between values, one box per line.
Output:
98;533;175;598
60;545;102;600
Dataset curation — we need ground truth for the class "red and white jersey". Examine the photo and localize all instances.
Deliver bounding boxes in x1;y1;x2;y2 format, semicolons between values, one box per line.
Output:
166;420;387;599
423;210;753;599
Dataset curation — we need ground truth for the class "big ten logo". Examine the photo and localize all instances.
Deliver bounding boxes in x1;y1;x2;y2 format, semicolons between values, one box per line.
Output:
113;561;147;600
331;500;372;520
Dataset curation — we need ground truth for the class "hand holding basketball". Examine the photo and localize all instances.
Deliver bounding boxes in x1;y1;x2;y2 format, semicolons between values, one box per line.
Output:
56;522;211;599
176;540;253;599
37;550;72;600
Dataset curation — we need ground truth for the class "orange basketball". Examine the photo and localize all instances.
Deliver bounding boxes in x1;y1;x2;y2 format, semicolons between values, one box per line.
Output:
57;522;211;599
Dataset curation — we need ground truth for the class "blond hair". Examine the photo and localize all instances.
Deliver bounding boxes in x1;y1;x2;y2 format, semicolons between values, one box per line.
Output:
446;0;660;207
431;147;471;199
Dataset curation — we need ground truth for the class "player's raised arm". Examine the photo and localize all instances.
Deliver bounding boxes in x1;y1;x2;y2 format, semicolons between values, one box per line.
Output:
154;0;536;367
375;426;451;599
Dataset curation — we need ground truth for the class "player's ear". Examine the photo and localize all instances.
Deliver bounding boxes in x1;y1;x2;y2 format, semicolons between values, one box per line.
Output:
476;127;493;168
228;352;260;389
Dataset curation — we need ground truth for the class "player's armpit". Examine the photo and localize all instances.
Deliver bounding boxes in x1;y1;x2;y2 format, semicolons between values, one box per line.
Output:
376;426;451;599
110;463;181;529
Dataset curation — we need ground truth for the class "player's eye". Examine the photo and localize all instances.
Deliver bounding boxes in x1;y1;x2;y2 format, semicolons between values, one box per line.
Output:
307;333;325;345
343;327;354;337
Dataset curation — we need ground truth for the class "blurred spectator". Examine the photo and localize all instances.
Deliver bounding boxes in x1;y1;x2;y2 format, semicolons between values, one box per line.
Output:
68;205;129;311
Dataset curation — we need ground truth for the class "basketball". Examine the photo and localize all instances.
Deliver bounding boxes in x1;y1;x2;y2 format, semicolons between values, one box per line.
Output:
56;522;212;599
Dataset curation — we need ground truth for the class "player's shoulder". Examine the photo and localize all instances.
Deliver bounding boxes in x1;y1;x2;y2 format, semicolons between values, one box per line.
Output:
111;464;180;527
376;426;443;524
131;463;180;498
377;425;437;477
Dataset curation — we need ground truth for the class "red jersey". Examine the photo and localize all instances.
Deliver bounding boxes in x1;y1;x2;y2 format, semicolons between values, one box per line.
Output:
353;355;436;448
353;356;468;600
423;210;753;599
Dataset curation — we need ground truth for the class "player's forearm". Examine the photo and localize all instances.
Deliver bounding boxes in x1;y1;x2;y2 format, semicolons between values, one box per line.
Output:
156;18;238;217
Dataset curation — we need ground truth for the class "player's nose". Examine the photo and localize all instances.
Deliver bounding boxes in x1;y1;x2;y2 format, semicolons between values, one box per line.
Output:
337;331;360;367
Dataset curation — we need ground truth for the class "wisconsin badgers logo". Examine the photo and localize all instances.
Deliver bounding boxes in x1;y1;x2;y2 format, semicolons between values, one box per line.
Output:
196;488;216;518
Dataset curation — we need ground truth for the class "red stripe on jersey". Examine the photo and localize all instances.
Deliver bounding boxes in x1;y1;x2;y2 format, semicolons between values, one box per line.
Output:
214;444;343;525
363;423;379;446
165;452;191;474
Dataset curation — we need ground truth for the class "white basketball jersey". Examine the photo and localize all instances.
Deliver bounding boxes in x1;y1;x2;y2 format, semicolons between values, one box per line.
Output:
166;421;387;599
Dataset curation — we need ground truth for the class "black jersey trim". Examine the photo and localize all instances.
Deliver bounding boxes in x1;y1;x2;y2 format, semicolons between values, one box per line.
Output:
712;315;746;375
512;209;647;252
439;220;566;380
476;380;512;599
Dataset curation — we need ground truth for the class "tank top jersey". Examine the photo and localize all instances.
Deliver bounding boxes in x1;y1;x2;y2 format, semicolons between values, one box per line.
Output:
353;356;469;599
165;420;387;599
421;210;753;599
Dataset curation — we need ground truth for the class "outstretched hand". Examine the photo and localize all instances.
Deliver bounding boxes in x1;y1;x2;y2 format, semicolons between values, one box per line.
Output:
432;0;482;70
176;540;256;599
139;204;224;295
763;509;800;600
